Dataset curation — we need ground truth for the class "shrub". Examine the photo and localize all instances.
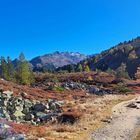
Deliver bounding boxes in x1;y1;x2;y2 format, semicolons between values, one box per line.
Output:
87;76;93;81
116;63;130;79
47;85;64;91
117;83;131;93
106;68;116;75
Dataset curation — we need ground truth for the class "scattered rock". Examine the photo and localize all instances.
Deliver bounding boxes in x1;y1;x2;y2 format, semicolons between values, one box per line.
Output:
0;122;26;140
89;86;113;95
127;103;137;108
62;81;114;95
19;92;28;98
61;81;89;90
126;101;140;109
0;90;63;125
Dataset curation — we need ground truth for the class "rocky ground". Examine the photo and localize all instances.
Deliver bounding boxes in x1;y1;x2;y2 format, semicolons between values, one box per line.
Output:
0;72;139;140
0;89;65;140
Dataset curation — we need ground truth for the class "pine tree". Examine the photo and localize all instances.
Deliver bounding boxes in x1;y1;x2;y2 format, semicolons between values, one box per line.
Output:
17;52;33;85
68;65;75;73
7;57;16;82
1;57;8;80
116;63;130;79
77;64;83;72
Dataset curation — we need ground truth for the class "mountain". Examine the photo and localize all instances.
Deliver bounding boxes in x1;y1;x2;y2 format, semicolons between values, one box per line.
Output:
30;51;87;71
58;37;140;78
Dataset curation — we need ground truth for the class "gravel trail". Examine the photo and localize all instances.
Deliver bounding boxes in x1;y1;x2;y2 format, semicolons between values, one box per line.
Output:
89;96;140;140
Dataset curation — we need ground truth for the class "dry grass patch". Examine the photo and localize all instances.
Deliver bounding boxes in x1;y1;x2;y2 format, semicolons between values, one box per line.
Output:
43;94;135;140
133;127;140;140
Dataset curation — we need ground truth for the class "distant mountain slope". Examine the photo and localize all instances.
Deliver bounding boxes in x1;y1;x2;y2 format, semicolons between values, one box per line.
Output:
30;51;87;71
58;37;140;78
89;37;140;78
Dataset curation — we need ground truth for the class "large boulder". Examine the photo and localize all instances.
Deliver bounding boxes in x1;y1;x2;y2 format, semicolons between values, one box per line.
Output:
89;86;100;94
32;103;46;112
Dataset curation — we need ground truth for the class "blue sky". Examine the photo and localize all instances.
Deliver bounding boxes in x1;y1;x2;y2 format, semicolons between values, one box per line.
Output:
0;0;140;60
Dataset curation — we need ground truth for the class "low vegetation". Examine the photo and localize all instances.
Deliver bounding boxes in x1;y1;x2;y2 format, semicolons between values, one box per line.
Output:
117;82;132;93
133;127;140;140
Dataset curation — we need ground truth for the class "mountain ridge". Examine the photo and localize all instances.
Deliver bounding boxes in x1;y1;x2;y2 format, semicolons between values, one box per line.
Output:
29;51;88;71
58;36;140;78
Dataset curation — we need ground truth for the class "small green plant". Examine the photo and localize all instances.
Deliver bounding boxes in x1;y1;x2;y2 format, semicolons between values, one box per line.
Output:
47;85;64;91
51;77;59;83
117;83;131;93
53;86;65;91
106;68;116;75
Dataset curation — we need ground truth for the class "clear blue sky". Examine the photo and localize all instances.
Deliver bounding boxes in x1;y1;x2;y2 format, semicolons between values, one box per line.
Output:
0;0;140;60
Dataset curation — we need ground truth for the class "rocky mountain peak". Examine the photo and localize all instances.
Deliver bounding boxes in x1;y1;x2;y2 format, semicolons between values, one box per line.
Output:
30;51;87;71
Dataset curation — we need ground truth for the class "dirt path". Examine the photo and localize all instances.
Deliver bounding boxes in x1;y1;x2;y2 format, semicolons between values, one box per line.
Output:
89;95;140;140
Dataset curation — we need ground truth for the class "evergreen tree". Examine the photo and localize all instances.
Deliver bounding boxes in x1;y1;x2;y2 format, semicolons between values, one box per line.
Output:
17;52;33;85
1;57;8;80
116;63;130;79
77;64;83;72
7;57;16;82
67;65;75;73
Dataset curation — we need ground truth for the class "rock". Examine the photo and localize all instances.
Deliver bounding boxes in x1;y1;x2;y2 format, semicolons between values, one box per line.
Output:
0;123;10;129
62;81;89;90
48;99;63;112
37;138;45;140
136;101;140;104
19;92;28;98
89;86;113;95
127;103;137;108
0;122;26;140
0;90;63;125
36;112;47;118
89;87;100;94
136;105;140;109
38;112;58;122
24;112;34;121
12;134;26;140
32;103;46;112
3;91;13;97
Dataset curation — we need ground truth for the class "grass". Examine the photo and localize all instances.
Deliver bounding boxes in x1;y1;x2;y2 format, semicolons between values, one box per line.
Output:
133;127;140;140
43;94;135;140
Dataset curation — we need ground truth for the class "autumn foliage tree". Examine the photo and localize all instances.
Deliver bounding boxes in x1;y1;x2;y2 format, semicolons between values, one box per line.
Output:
84;65;90;72
77;64;83;72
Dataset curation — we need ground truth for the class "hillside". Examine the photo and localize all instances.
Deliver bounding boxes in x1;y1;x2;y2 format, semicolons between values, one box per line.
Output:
30;51;87;71
59;37;140;78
